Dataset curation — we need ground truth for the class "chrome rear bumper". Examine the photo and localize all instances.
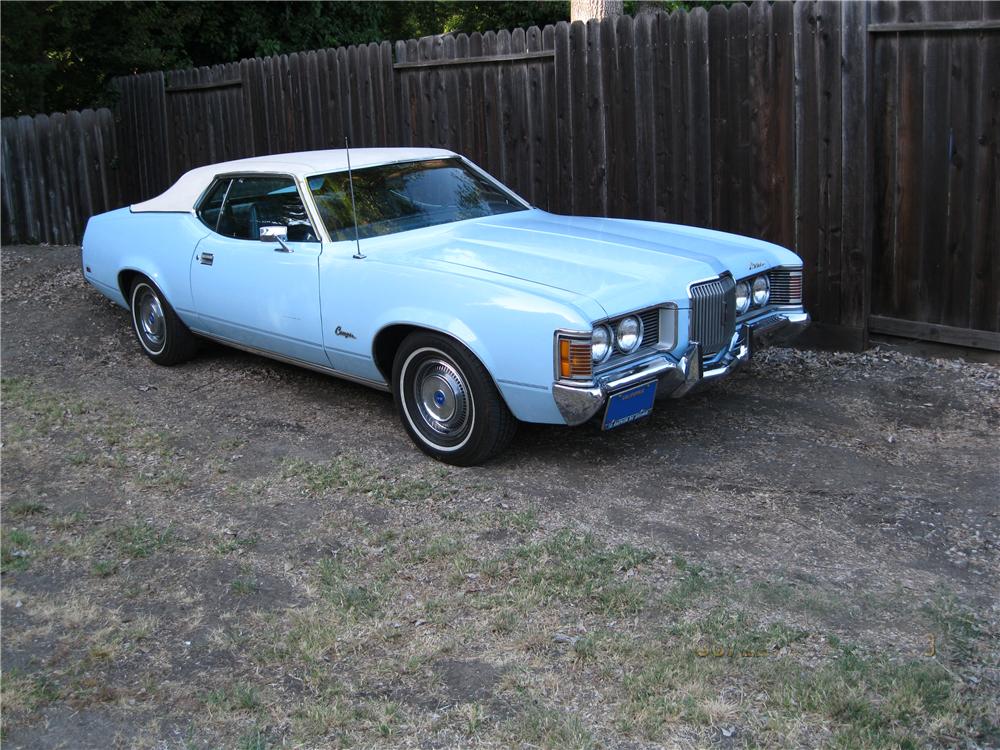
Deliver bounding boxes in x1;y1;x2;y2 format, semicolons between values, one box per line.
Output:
552;309;809;425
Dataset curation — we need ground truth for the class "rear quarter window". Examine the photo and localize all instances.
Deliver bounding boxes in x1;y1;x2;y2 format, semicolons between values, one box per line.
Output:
196;179;231;232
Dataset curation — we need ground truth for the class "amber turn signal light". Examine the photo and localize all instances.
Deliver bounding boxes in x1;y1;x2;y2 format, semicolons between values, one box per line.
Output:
559;337;592;379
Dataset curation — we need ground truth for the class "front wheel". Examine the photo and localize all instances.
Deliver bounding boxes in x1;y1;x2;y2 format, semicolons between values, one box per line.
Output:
392;332;516;466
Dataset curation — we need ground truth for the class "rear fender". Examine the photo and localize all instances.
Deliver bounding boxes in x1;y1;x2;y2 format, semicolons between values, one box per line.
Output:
82;209;208;319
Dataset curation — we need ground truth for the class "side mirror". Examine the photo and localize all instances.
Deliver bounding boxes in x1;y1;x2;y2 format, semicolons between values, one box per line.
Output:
260;225;292;253
259;225;288;242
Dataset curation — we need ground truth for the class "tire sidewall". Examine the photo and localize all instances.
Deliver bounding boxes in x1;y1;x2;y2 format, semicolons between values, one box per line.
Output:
396;343;478;455
131;280;169;357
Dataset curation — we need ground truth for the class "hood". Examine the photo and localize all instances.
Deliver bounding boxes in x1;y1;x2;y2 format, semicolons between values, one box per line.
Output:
369;209;802;317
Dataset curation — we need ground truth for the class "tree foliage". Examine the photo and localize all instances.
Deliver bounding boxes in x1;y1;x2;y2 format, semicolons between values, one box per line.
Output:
1;0;727;116
1;1;570;116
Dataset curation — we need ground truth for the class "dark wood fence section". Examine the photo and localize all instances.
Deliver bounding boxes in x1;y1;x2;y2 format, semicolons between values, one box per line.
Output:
869;1;1000;349
1;109;122;245
2;1;997;349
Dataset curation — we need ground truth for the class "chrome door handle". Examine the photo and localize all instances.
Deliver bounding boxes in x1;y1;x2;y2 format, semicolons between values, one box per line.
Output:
199;252;214;266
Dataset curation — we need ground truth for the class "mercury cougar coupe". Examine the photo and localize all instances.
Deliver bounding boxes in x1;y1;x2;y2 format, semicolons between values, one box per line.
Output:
82;147;809;465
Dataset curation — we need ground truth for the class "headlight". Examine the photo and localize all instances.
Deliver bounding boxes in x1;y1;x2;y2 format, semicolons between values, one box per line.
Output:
735;281;751;315
592;325;612;363
615;316;643;353
752;275;770;306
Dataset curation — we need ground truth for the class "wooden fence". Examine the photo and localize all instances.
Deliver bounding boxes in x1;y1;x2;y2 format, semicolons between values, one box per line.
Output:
1;1;997;349
869;1;1000;347
1;109;121;246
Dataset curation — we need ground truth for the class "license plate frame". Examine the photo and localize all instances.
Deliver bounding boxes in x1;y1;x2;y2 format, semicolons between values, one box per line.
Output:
601;380;657;430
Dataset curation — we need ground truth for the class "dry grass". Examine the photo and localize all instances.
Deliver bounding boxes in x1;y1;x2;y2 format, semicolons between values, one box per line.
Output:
2;362;998;748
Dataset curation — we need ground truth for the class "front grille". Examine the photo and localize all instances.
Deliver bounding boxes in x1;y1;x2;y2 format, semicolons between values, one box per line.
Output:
769;268;803;305
638;308;659;349
690;276;736;356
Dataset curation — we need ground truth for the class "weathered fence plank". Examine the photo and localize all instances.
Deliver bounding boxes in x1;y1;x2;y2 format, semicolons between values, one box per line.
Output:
1;109;122;245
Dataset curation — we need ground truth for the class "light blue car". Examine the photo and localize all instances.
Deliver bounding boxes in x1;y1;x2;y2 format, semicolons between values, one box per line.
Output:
82;148;809;465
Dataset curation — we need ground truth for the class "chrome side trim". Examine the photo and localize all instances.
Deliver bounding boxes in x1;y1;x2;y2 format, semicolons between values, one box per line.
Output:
497;378;549;391
191;330;391;392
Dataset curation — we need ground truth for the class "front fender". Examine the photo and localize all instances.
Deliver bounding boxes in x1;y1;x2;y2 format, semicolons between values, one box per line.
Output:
369;307;576;424
319;251;601;424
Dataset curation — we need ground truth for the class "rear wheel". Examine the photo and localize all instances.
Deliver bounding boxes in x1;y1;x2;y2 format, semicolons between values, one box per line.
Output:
129;277;197;366
392;332;516;465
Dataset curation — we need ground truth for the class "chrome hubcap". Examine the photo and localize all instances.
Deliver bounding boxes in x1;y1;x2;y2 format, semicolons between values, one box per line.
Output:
413;358;469;437
136;288;165;349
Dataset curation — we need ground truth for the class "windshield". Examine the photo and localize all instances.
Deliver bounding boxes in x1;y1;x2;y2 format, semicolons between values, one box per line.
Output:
307;158;526;241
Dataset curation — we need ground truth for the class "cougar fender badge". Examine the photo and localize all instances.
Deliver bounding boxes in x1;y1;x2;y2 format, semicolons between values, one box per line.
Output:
334;326;357;340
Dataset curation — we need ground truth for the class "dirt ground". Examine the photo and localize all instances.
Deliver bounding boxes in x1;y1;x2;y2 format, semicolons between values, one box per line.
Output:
1;244;998;749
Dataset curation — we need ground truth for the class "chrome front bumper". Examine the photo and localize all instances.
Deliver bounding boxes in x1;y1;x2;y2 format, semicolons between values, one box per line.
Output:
552;310;810;426
748;310;811;347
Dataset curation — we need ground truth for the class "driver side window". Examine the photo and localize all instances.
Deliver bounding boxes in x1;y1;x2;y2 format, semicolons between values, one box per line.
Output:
197;175;318;242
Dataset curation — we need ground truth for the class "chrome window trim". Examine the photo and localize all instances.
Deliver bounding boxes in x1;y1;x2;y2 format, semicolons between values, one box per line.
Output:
194;171;324;244
304;156;531;242
300;155;530;212
295;175;332;243
458;156;533;210
194;177;233;234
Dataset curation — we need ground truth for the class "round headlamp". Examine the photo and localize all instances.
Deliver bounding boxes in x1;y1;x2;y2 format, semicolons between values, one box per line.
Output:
752;275;770;306
735;281;751;315
615;316;643;353
591;325;612;363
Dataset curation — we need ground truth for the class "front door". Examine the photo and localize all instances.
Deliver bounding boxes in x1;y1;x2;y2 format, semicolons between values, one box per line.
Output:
190;175;326;365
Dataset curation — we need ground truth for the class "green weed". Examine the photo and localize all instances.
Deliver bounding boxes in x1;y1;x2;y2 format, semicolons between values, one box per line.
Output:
110;522;173;559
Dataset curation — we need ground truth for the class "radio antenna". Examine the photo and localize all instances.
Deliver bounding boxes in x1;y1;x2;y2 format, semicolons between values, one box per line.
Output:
345;137;365;260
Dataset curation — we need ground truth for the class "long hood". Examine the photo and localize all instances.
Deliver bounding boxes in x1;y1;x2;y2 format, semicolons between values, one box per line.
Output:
370;209;802;317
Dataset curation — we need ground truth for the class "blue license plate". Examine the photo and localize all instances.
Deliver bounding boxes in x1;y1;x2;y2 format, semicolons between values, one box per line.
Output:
602;380;657;430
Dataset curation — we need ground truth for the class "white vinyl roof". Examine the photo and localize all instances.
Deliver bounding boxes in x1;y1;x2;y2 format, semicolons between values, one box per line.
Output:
131;147;457;213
